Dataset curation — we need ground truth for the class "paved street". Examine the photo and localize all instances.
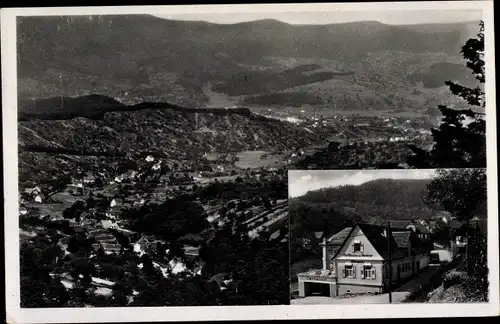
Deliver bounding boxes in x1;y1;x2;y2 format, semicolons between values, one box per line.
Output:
291;292;410;304
393;264;441;292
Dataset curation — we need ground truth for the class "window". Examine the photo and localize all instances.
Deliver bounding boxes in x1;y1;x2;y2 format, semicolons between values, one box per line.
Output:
416;261;420;270
352;241;363;253
361;265;376;280
343;265;356;278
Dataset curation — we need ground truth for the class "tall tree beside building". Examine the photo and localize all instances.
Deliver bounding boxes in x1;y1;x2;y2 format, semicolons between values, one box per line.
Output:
407;21;486;168
423;168;487;277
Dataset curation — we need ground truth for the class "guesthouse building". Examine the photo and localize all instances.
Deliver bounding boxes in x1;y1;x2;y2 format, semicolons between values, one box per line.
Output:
297;223;431;298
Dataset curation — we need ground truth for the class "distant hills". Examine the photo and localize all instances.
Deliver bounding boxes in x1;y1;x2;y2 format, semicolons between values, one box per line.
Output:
18;15;481;113
289;178;435;236
296;178;431;208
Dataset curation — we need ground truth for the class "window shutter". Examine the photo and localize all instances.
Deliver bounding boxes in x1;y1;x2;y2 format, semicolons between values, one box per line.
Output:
342;269;346;278
372;269;376;280
352;244;355;252
352;266;356;278
360;244;364;253
361;271;365;279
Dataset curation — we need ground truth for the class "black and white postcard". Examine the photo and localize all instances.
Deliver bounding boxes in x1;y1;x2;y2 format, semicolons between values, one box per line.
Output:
2;1;498;322
289;169;489;304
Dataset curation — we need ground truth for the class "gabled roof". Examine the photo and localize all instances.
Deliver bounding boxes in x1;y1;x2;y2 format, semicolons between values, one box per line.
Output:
357;224;403;259
332;223;410;261
327;227;352;245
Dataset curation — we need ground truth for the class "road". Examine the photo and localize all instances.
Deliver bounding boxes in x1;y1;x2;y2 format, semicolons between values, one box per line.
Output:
291;292;410;304
392;264;441;292
291;265;442;305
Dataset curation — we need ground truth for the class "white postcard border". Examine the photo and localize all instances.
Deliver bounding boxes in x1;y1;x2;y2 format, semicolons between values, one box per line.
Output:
2;1;499;323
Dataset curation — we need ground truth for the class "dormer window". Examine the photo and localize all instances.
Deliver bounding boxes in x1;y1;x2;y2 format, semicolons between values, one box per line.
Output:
352;240;363;253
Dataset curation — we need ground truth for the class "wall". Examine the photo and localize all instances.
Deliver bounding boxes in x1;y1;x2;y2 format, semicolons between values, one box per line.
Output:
335;227;384;288
337;283;383;295
417;253;429;269
383;257;414;284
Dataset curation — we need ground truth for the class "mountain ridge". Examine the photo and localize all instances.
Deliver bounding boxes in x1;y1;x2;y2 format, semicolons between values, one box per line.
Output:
18;15;480;112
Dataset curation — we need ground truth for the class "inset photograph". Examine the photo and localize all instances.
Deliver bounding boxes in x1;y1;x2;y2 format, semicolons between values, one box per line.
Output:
289;168;488;304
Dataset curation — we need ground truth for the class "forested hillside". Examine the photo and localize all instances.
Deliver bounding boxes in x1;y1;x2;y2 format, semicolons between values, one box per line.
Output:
290;178;434;239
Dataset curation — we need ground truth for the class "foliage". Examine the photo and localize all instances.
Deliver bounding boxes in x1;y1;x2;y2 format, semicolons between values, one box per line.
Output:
126;195;209;241
408;21;486;168
467;234;488;301
296;140;422;170
200;220;289;305
423;168;486;221
290;178;433;238
20;236;69;307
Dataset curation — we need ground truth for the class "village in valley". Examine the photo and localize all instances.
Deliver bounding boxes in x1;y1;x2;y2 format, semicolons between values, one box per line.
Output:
19;151;289;306
12;9;490;311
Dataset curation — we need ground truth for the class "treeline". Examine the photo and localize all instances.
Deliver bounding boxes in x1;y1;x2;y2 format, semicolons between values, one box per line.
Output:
289;200;364;235
290;178;435;245
296;178;431;208
18;94;273;122
21;145;126;157
294;140;423;170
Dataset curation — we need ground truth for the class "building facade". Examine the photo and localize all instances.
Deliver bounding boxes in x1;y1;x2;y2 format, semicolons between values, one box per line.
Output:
297;223;431;298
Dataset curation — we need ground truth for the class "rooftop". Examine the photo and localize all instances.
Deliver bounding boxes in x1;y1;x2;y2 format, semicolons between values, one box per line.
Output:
332;223;429;261
327;227;352;245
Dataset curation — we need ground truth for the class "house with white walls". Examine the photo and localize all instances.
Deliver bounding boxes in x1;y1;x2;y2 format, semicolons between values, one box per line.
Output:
297;223;431;298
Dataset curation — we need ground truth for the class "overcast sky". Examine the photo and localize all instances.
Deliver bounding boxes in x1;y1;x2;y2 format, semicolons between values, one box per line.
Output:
154;9;482;25
288;169;437;198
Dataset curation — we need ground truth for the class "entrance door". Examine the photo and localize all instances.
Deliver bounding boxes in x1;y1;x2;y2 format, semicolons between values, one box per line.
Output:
309;283;330;296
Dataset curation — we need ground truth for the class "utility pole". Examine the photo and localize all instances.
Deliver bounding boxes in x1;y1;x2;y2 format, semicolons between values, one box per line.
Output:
465;219;471;275
322;236;327;270
387;221;392;303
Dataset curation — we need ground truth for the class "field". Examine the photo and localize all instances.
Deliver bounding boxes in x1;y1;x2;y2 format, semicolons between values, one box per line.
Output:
234;150;285;169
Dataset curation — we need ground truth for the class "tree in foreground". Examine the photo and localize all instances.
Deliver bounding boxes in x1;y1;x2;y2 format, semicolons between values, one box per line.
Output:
408;21;486;168
423;168;487;289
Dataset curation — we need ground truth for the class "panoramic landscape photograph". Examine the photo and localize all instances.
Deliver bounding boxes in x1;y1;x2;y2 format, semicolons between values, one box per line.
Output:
289;169;488;304
2;1;495;317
